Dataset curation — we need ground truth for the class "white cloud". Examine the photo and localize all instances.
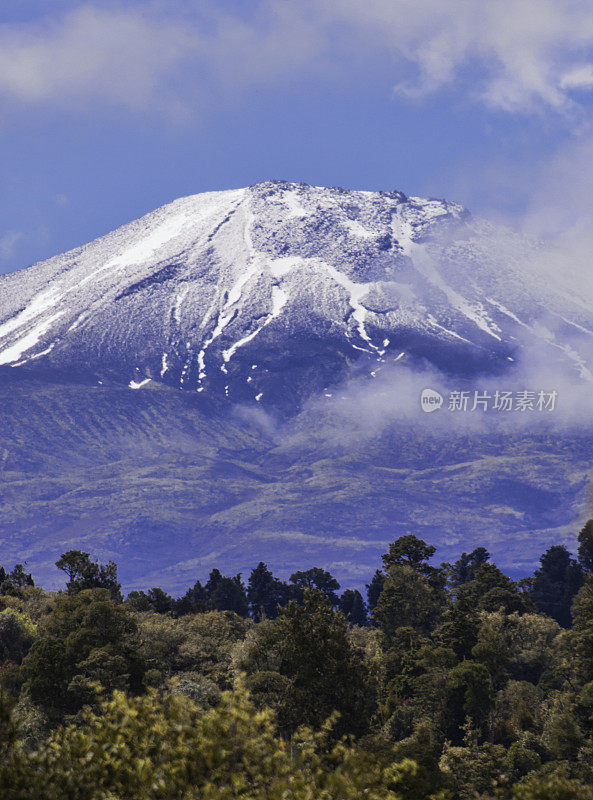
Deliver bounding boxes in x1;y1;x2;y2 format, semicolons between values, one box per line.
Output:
0;3;327;116
560;64;593;90
0;231;23;261
323;0;593;113
0;6;197;114
1;1;593;116
523;131;593;239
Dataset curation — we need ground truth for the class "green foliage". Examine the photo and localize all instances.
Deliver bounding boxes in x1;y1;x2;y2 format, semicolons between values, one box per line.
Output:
443;661;494;742
439;723;508;799
494;682;543;742
391;722;444;798
373;537;447;648
436;597;481;660
0;564;34;598
290;567;340;605
126;587;174;614
505;734;543;782
578;519;593;572
541;694;584;761
0;686;415;800
571;573;593;683
367;569;385;611
55;551;122;602
174;578;209;615
205;569;249;616
456;563;532;614
531;546;583;628
476;611;562;685
448;547;490;587
247;562;289;620
1;527;593;798
374;563;443;642
0;609;36;664
19;589;144;720
338;588;368;626
382;535;436;575
137;608;250;689
238;589;375;737
512;767;593;799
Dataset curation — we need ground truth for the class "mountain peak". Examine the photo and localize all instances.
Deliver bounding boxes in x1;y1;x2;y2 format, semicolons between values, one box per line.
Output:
0;183;590;411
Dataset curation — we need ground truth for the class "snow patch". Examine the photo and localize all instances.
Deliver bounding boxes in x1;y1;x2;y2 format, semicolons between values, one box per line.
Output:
282;191;307;218
0;312;64;365
174;286;190;325
67;312;87;332
343;218;374;239
198;201;291;381
269;256;306;279
0;288;63;340
78;214;190;289
221;285;288;366
319;261;382;353
129;378;151;389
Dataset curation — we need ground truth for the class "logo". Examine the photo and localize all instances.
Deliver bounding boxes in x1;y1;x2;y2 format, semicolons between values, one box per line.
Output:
420;388;444;412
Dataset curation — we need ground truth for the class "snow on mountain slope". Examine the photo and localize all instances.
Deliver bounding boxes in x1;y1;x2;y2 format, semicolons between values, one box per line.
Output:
2;181;593;588
1;180;593;410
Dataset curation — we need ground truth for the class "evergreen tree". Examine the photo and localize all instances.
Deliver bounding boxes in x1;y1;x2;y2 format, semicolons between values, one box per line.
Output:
338;589;368;626
366;569;385;611
457;563;532;614
374;563;443;643
247;562;289;621
0;687;413;800
444;661;494;743
0;564;34;597
436;596;481;659
373;538;446;644
0;609;36;665
147;587;174;614
572;573;593;683
125;590;153;612
174;580;209;616
205;570;248;617
126;588;173;614
531;545;583;627
578;519;593;572
7;565;34;588
6;534;593;797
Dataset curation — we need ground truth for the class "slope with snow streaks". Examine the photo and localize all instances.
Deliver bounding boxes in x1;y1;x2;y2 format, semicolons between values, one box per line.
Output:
1;180;593;411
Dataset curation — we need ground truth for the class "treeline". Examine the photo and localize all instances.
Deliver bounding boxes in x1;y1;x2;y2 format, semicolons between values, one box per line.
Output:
32;519;593;629
2;524;593;797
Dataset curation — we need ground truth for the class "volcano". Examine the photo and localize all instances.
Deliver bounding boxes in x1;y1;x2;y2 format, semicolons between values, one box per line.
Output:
0;181;591;591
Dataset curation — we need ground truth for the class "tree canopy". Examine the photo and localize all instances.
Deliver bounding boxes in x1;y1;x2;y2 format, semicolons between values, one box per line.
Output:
0;526;592;798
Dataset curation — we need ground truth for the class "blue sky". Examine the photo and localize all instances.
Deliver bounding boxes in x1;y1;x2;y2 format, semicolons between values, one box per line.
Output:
2;0;593;275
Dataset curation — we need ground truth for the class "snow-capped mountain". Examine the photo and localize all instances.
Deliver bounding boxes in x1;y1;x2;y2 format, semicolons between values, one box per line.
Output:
1;181;592;592
2;180;592;411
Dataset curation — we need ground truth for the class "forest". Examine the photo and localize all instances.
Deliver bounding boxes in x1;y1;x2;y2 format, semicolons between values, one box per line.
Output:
2;525;593;799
